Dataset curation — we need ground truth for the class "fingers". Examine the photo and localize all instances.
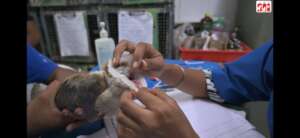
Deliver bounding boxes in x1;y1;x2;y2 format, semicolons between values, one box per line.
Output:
151;89;177;106
143;43;164;71
117;124;137;138
62;108;84;118
117;111;140;131
74;107;84;116
119;91;152;124
113;40;136;66
133;88;165;110
97;112;105;119
131;43;147;69
46;80;61;96
65;120;85;132
62;108;87;132
61;107;87;126
62;109;72;117
113;40;164;75
143;55;164;71
131;43;163;76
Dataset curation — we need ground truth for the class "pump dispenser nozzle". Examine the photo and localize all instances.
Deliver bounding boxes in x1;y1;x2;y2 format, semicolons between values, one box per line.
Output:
100;22;108;38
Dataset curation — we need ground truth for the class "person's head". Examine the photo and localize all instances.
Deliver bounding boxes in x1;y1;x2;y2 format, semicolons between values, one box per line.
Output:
27;15;41;46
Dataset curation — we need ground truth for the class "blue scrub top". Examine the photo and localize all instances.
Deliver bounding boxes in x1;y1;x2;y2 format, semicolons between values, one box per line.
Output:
211;40;273;136
27;44;58;83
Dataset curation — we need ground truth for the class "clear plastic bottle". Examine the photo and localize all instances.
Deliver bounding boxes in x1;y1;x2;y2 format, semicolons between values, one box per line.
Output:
95;22;115;70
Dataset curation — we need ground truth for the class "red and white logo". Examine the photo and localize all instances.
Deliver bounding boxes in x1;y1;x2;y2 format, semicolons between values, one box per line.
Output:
256;1;272;13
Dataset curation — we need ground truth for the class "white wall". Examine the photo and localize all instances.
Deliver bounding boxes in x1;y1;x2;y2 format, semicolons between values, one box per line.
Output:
236;0;273;48
175;0;238;31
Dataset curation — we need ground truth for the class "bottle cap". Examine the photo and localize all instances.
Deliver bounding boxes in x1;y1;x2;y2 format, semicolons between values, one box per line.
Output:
100;22;108;38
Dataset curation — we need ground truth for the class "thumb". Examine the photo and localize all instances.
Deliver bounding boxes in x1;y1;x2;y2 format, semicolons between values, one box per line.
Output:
65;120;86;132
129;60;143;77
140;60;148;71
132;60;142;69
46;80;61;96
131;43;147;70
45;80;61;108
151;88;177;106
132;59;148;72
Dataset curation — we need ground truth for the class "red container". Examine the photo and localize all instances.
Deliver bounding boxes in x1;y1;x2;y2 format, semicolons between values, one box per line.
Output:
179;42;252;63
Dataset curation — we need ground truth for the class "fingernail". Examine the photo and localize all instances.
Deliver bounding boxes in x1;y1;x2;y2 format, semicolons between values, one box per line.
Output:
142;60;148;69
66;125;72;132
62;109;70;116
113;58;116;64
129;92;136;98
133;62;139;68
76;108;83;116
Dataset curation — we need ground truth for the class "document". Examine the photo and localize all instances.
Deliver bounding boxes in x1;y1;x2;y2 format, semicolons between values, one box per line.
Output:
54;11;90;56
118;11;153;45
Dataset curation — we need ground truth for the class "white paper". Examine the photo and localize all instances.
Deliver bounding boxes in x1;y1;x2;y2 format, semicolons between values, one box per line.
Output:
54;11;90;56
168;89;264;138
79;89;264;138
118;11;153;44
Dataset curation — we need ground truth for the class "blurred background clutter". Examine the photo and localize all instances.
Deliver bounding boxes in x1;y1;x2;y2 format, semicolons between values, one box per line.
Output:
28;0;272;70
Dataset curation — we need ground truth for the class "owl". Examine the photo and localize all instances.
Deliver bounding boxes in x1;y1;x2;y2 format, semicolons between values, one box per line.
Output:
55;53;137;122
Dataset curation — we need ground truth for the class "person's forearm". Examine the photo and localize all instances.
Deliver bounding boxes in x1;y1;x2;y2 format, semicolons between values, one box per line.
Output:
48;67;77;83
157;64;208;98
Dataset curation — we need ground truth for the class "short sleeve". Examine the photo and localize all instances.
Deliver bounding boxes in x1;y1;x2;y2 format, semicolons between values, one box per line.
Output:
27;44;58;83
210;40;273;104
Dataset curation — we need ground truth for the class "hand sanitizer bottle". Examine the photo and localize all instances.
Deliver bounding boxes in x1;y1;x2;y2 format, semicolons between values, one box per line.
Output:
95;22;115;70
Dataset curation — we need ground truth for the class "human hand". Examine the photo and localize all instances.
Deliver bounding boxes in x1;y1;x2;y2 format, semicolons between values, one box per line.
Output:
113;40;164;77
116;88;199;138
27;81;86;137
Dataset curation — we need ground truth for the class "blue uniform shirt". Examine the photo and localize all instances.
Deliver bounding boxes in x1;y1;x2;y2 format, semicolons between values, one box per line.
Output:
211;40;273;136
27;44;58;83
